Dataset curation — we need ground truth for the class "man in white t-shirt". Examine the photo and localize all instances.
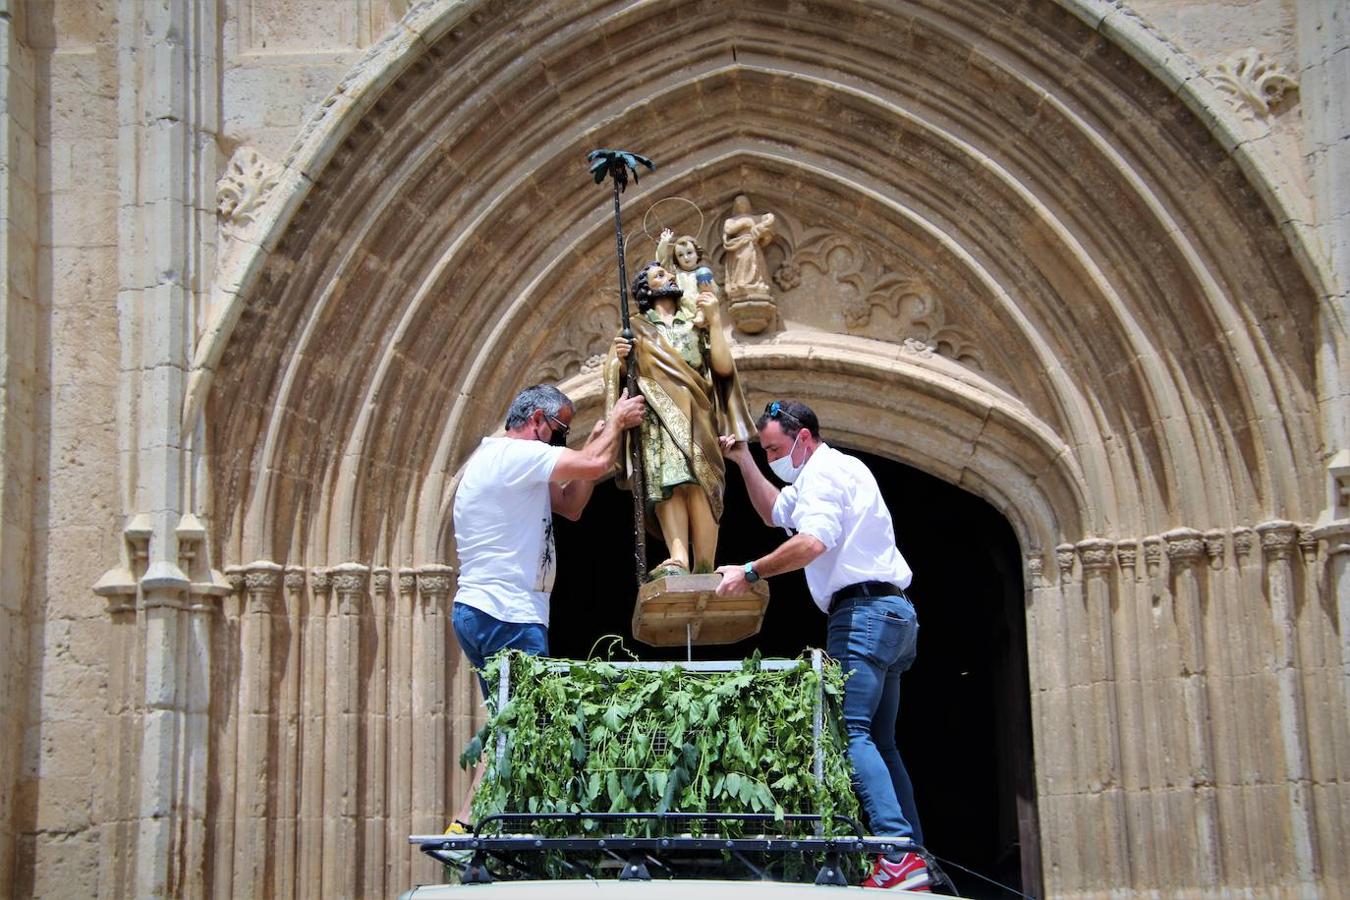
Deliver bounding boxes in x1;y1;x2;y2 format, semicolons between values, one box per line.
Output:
452;383;645;697
714;399;930;893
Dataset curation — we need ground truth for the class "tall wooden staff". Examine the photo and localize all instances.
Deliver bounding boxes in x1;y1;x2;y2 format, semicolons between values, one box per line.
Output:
587;148;655;587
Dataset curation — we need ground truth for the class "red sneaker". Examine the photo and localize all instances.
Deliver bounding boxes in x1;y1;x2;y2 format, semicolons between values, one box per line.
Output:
861;851;932;891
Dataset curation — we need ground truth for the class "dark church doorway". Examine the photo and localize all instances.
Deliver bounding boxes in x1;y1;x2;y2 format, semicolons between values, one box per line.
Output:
550;444;1039;898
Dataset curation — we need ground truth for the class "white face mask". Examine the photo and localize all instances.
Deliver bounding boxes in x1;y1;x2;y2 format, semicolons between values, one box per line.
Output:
768;431;805;483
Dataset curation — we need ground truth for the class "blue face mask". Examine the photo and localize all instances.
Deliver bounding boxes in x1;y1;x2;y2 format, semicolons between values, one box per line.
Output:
768;431;804;483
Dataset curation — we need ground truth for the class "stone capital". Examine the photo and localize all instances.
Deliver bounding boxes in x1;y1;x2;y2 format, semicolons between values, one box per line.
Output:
1232;526;1255;559
1256;520;1299;560
242;560;284;612
1054;543;1076;578
284;565;307;593
1297;526;1318;564
398;569;417;595
1115;540;1137;571
1143;536;1164;573
1075;538;1115;573
1163;528;1206;566
329;563;370;615
1025;553;1044;584
416;563;457;599
372;567;393;596
310;567;332;594
1203;530;1226;570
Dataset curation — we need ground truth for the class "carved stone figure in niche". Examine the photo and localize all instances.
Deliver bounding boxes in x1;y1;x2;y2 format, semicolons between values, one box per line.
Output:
656;227;717;328
721;194;777;333
605;262;755;578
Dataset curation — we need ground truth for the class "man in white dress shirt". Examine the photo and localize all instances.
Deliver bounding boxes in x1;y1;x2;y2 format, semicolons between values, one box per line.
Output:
715;399;930;892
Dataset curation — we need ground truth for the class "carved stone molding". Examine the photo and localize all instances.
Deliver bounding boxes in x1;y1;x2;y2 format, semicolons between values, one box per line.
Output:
1203;530;1226;570
1256;521;1300;561
217;146;282;245
774;217;982;368
1115;540;1137;572
1055;543;1076;579
1163;528;1206;567
1211;48;1298;118
1232;527;1255;560
416;563;456;600
1076;539;1115;574
535;293;620;384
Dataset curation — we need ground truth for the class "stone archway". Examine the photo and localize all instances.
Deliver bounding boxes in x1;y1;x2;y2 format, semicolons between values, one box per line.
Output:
177;1;1341;896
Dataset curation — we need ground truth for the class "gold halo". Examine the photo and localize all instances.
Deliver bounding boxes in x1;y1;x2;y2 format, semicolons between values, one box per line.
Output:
642;196;705;244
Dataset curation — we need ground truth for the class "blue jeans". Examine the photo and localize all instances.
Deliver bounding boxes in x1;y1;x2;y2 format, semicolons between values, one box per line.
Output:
826;593;923;843
451;603;549;699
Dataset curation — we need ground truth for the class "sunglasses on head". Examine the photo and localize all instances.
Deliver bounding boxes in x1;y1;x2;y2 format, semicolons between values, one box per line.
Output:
764;400;801;426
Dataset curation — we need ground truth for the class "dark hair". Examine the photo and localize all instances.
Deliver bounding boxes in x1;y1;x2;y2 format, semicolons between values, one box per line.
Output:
505;384;573;430
631;261;684;313
756;399;819;441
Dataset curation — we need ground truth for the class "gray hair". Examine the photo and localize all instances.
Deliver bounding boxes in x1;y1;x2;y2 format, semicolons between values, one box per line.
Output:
504;384;573;430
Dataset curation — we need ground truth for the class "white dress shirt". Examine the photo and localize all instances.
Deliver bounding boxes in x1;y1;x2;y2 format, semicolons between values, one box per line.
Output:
771;443;913;613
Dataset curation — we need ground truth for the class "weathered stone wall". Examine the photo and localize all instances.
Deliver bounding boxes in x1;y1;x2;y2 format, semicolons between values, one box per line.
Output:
1;0;1347;897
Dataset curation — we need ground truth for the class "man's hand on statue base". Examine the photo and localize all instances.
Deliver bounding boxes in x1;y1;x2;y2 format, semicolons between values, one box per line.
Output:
714;564;748;596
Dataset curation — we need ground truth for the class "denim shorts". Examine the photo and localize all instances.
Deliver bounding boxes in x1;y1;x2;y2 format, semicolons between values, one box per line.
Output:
451;602;548;698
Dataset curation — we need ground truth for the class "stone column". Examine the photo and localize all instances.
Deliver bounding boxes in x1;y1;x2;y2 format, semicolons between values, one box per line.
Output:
296;568;330;898
323;563;368;898
274;565;307;898
210;569;243;899
233;561;282;896
413;564;454;883
0;5;39;887
1035;544;1083;891
1076;538;1128;887
364;567;392;899
94;584;139;900
1257;520;1318;886
1112;540;1157;886
388;570;417;891
1163;528;1219;887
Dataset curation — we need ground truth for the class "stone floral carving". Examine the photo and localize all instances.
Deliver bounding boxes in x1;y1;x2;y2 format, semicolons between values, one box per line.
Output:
785;228;982;368
535;292;621;383
1212;48;1298;118
772;261;801;292
217;147;282;243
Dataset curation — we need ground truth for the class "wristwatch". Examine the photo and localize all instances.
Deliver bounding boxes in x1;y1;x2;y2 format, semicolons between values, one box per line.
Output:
743;562;761;583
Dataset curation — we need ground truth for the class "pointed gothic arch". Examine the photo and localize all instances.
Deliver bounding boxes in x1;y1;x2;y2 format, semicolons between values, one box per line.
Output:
188;1;1338;895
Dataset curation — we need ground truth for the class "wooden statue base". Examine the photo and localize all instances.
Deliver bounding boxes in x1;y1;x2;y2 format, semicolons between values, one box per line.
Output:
632;574;770;647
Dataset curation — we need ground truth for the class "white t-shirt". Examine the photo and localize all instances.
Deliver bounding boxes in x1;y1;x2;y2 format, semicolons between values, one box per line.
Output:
453;437;566;625
771;443;913;613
